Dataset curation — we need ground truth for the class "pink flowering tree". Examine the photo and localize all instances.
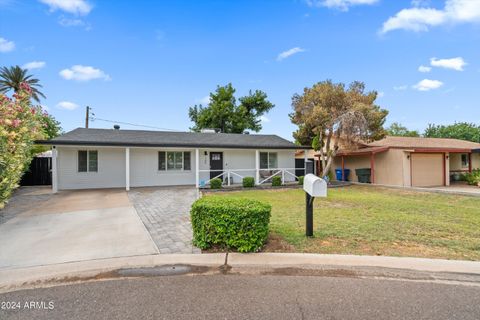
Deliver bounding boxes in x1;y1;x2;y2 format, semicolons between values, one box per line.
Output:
0;83;44;208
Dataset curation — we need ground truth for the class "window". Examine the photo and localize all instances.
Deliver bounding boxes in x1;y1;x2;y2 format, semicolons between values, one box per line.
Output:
158;151;191;171
78;150;98;172
260;152;278;169
461;154;469;168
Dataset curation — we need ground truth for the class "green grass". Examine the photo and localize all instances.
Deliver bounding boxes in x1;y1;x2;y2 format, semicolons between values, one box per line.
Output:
211;186;480;260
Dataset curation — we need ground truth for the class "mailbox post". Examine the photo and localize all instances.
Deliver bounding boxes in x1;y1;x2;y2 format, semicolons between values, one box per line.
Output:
303;172;327;237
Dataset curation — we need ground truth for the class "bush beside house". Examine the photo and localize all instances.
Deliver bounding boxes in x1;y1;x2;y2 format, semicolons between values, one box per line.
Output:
465;169;480;187
298;176;304;185
272;175;282;186
210;178;222;189
242;177;255;188
190;196;271;252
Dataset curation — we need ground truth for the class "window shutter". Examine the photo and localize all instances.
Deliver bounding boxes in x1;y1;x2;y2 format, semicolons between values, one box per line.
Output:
184;152;191;170
78;151;88;172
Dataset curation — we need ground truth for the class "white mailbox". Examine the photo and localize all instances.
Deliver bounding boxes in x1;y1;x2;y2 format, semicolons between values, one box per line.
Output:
303;174;327;197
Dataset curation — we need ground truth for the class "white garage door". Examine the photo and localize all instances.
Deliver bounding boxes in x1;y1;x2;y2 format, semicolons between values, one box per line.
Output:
411;153;444;187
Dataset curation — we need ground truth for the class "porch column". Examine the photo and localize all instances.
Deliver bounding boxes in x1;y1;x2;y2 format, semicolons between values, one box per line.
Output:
52;146;58;193
125;147;130;191
195;148;200;188
469;152;473;173
370;153;375;184
255;150;260;185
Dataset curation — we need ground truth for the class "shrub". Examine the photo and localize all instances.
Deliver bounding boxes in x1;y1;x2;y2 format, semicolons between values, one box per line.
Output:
210;178;222;189
243;176;255;188
272;175;282;186
191;196;271;252
0;84;44;209
465;169;480;186
298;176;304;185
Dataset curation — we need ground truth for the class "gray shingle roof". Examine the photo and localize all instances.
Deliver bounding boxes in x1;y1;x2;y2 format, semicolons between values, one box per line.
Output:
37;128;305;150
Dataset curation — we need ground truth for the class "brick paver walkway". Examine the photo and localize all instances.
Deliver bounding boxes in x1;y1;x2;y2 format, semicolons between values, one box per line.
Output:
128;187;200;254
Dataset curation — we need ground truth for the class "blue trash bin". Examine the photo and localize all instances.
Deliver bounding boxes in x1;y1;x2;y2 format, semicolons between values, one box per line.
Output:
335;168;351;181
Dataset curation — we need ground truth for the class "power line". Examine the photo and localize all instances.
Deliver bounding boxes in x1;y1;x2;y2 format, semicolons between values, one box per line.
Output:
88;108;181;131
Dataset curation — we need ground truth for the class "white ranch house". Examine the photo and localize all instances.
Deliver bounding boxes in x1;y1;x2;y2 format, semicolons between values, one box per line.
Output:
38;128;308;192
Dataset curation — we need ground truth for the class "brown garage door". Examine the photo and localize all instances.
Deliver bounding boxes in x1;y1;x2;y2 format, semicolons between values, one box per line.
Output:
411;153;444;187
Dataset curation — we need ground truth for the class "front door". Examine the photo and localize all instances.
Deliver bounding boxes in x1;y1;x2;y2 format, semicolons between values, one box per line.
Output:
210;152;223;180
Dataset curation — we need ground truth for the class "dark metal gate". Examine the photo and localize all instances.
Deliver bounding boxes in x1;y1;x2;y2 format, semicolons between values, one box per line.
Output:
20;157;52;186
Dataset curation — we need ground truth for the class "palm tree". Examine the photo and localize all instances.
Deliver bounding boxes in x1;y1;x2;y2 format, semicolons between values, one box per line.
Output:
0;65;46;102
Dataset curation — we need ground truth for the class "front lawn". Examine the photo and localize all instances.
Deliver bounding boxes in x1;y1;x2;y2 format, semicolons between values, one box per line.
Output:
211;185;480;260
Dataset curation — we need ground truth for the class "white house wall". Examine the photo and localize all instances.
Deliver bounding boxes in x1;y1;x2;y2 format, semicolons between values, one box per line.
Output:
130;148;197;187
56;146;297;190
57;147;126;190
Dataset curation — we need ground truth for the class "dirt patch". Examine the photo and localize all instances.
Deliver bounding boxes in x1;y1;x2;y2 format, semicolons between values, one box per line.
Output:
262;234;296;252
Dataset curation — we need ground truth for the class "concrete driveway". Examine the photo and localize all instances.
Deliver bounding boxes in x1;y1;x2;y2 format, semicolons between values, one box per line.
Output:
0;187;158;270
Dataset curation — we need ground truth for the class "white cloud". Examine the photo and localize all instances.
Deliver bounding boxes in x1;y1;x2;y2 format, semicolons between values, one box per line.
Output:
196;96;210;105
260;115;270;123
22;61;46;70
377;91;385;98
305;0;378;11
418;65;431;72
381;0;480;34
59;65;111;81
0;37;15;52
277;47;306;61
430;57;466;71
393;85;408;91
39;0;92;15
413;79;444;91
56;101;79;110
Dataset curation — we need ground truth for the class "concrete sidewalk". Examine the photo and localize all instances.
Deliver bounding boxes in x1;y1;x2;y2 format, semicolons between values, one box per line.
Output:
1;253;480;293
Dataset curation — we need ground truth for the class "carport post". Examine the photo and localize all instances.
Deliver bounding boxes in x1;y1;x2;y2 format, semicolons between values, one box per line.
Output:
52;146;58;193
469;152;473;173
370;153;375;184
125;148;130;191
195;148;199;188
255;150;260;185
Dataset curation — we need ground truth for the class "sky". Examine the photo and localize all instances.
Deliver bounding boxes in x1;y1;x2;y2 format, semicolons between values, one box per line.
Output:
1;0;479;141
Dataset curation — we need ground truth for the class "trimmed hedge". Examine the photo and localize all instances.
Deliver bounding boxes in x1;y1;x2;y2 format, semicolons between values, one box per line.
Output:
243;176;255;188
272;175;282;187
190;196;271;252
210;178;222;189
298;176;304;185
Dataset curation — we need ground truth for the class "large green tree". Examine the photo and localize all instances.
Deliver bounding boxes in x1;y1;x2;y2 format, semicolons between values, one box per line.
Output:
188;83;274;133
32;109;62;155
424;122;480;142
290;80;388;177
386;122;420;137
0;66;46;103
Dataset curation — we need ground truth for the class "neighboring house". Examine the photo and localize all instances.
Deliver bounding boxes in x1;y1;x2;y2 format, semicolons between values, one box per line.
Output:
326;136;480;187
37;128;306;192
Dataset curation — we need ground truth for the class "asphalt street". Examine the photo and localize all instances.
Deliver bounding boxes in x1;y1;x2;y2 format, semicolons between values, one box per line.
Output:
1;272;479;320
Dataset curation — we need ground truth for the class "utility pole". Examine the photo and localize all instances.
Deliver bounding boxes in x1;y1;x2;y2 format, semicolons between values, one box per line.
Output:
85;106;90;128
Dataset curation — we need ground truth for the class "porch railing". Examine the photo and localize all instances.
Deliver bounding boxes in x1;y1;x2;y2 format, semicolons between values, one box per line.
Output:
197;168;306;187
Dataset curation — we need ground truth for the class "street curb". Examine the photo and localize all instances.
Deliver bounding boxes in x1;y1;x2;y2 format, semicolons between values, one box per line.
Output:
0;254;224;293
228;253;480;274
1;253;480;293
